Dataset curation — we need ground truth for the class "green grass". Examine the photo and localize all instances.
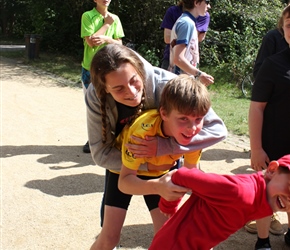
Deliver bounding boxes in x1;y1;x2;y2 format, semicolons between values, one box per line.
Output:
0;47;250;137
210;86;250;136
28;52;82;84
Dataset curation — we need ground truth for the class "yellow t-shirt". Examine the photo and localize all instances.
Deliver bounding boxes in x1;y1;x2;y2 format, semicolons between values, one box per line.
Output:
114;110;201;176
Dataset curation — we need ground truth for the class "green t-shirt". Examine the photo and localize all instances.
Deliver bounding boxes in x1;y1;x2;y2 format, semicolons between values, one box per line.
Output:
81;8;124;70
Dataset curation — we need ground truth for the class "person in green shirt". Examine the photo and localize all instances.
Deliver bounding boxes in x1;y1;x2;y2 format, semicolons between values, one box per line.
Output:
81;0;124;153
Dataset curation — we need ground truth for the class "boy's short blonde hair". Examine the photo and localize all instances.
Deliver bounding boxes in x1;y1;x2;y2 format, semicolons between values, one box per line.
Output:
159;74;211;117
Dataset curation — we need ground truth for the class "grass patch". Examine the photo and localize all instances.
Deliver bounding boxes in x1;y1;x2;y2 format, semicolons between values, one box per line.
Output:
209;84;250;136
29;52;82;84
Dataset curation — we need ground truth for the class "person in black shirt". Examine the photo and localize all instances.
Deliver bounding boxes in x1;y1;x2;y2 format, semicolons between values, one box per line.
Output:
253;28;288;78
248;4;290;249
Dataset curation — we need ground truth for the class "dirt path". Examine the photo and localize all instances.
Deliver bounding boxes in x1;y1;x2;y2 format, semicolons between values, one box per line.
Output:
1;56;289;250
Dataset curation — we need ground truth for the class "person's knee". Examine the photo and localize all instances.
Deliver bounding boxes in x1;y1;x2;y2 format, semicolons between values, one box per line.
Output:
91;235;119;250
99;229;121;249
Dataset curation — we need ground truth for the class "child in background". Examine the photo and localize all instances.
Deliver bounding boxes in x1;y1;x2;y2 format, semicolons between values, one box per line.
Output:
149;154;290;250
244;4;290;242
160;1;210;70
81;0;124;153
247;4;290;249
169;0;213;86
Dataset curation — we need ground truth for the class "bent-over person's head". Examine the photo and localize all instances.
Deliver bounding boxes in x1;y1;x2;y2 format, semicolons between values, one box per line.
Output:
90;44;147;143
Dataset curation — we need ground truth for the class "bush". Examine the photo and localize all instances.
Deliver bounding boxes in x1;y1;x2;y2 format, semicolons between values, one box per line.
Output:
201;0;284;84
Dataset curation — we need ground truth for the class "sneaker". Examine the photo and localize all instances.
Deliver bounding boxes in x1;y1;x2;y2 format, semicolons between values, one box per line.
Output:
245;220;257;234
284;229;290;246
269;213;284;235
255;242;271;250
245;214;284;235
83;141;91;153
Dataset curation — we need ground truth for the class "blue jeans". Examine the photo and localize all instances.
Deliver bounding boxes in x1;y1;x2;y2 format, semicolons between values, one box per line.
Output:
81;67;91;89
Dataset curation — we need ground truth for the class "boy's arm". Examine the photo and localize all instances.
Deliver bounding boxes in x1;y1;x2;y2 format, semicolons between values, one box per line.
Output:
118;166;190;201
248;101;268;171
118;165;153;195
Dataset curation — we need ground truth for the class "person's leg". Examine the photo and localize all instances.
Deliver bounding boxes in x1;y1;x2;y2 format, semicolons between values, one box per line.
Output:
256;216;271;238
160;58;169;70
150;207;168;234
255;216;271;250
90;205;127;250
81;67;91;153
100;169;110;227
142;176;169;234
81;67;91;93
90;171;132;250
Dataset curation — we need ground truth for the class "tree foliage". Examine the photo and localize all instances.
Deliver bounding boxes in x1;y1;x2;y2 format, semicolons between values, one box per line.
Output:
1;0;287;84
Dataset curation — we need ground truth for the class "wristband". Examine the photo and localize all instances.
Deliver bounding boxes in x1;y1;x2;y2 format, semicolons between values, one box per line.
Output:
195;70;202;78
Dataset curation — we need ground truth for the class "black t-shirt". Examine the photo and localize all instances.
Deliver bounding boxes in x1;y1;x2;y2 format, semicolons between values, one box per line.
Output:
252;48;290;160
115;102;137;137
253;29;288;78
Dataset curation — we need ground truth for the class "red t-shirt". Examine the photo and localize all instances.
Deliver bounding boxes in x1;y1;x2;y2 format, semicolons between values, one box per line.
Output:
149;167;273;250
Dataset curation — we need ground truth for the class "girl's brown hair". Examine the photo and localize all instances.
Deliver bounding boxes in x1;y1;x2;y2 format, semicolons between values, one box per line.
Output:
159;74;211;117
90;44;146;143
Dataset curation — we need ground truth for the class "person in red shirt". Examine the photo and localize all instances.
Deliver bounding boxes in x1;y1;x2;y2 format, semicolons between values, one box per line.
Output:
149;154;290;250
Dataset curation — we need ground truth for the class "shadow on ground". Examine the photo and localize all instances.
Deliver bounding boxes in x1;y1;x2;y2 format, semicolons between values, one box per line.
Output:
1;145;95;169
24;173;105;197
202;148;250;162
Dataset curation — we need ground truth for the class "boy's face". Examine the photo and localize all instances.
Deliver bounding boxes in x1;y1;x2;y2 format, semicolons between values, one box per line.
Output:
266;161;290;212
196;0;211;17
160;108;204;146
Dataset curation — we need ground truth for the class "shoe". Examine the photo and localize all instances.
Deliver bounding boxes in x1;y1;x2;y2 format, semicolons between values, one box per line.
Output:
245;221;257;234
269;213;284;235
83;141;90;153
284;229;290;246
255;242;271;250
244;213;284;235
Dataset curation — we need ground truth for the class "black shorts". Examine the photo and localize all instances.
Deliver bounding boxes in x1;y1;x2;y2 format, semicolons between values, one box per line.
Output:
104;171;162;211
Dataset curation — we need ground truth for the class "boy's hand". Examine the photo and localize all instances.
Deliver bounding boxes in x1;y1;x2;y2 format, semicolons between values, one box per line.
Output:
92;35;107;46
156;170;190;201
251;148;269;171
199;72;214;86
104;13;114;25
125;135;157;158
